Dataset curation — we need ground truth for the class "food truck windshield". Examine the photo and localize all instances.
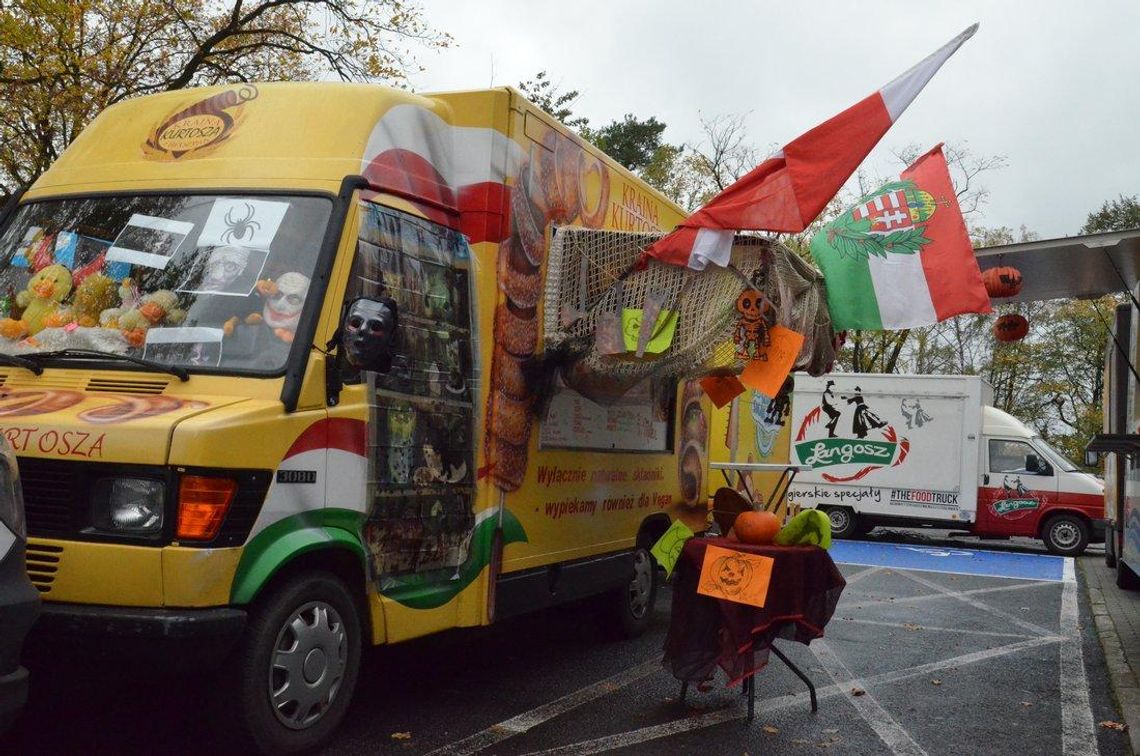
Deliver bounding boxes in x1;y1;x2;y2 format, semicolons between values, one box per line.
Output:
0;193;332;373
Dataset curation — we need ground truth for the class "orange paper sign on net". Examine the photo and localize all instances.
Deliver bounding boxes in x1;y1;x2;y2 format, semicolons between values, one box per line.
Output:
696;544;775;608
740;325;804;398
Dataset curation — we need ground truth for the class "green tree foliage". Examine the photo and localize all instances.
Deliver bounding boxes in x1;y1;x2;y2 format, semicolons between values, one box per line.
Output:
517;71;589;132
0;0;449;194
1081;194;1140;233
591;114;668;173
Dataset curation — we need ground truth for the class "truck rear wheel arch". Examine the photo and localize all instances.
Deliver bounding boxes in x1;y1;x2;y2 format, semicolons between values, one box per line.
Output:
637;514;673;552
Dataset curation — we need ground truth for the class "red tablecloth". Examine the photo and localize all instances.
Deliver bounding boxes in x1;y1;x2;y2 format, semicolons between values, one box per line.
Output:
662;537;846;685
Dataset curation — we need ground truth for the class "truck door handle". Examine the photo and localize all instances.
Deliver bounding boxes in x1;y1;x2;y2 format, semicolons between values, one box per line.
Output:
983;474;989;485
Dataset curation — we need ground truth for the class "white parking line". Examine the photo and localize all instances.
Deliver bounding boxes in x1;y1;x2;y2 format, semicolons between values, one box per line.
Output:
1060;559;1099;756
848;578;1053;609
424;658;659;756
838;617;1038;640
516;635;1062;755
896;569;1057;637
842;565;885;586
811;639;928;755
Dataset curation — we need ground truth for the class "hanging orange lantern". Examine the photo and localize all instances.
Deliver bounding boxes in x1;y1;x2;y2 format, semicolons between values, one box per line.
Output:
982;266;1022;298
994;313;1029;342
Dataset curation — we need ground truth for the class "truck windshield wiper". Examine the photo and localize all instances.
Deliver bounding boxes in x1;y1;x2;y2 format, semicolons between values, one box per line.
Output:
25;349;190;381
0;353;44;375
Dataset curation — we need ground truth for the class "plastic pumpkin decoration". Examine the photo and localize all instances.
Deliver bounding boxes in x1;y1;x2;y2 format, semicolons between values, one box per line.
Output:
733;510;782;545
983;267;1022;299
994;313;1029;342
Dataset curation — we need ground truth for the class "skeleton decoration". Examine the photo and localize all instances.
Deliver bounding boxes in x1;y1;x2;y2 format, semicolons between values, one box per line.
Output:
261;272;310;339
343;297;399;372
733;288;774;361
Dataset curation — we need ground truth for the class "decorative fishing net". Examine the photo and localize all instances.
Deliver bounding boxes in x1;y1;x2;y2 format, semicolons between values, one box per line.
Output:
543;228;835;400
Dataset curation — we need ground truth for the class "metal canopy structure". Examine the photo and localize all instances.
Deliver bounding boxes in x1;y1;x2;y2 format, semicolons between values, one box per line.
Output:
974;228;1140;303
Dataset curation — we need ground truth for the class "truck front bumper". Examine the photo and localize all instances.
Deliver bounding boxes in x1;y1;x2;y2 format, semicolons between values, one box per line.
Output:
33;603;247;667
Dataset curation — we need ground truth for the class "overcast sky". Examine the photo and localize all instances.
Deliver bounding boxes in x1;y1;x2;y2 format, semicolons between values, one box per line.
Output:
409;0;1139;240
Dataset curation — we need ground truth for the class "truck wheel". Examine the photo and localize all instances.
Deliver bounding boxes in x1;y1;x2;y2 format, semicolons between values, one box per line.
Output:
608;547;658;639
1042;514;1090;557
1118;558;1140;590
1105;523;1117;568
824;507;859;540
227;571;362;754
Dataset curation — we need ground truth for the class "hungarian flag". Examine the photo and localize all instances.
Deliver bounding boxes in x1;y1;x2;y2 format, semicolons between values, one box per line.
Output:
644;23;978;270
810;144;992;330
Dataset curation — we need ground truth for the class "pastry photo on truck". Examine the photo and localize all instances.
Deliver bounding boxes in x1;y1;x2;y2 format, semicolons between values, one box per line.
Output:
786;372;1105;555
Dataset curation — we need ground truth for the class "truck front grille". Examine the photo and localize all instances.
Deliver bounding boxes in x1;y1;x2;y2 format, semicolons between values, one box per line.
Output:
19;458;82;538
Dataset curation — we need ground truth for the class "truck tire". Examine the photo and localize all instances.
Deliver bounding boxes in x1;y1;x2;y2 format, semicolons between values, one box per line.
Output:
1105;523;1117;568
607;547;658;639
1118;558;1140;591
225;571;363;754
1042;514;1090;557
824;507;859;540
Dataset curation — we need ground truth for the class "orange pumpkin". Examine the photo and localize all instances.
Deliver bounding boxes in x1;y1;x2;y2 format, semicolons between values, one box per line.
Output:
982;266;1022;298
994;313;1029;342
733;510;781;545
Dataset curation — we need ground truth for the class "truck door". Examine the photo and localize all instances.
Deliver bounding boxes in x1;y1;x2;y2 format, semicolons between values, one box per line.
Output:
976;437;1058;536
346;201;478;613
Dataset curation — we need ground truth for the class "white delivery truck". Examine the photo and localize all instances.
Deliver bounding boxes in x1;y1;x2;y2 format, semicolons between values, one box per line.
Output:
787;373;1105;555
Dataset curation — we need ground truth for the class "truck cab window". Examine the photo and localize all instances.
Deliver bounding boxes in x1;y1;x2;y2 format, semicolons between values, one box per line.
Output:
988;438;1051;476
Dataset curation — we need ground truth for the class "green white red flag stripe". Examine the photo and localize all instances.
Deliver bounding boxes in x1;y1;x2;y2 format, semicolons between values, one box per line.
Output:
811;144;992;330
644;23;979;271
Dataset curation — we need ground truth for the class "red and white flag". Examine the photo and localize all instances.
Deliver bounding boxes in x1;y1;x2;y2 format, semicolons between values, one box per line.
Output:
645;23;979;270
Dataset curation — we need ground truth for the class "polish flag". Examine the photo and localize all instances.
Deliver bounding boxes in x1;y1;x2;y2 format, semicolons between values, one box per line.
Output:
644;23;979;270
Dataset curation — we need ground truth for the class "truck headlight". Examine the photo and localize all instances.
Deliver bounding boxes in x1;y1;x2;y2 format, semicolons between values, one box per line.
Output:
91;478;165;536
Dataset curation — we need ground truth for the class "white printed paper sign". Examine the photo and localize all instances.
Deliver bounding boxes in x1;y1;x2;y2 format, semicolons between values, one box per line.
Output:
107;214;194;270
142;327;225;367
198;198;288;249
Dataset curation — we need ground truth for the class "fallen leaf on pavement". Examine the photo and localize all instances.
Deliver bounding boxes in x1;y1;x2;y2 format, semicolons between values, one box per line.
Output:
390;732;412;740
851;688;866;697
931;679;942;686
1100;720;1128;732
903;623;921;631
762;725;779;735
1021;701;1033;708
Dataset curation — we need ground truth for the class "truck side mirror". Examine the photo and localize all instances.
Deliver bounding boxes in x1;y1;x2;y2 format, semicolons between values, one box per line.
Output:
342;296;398;373
1084;449;1100;468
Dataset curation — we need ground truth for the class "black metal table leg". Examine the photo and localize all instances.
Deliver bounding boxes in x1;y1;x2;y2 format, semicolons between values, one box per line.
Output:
770;644;818;712
679;681;688;703
746;675;755;720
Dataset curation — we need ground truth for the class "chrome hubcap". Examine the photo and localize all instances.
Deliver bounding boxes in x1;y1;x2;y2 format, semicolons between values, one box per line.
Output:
269;601;347;730
1052;522;1079;549
628;550;653;619
828;509;850;532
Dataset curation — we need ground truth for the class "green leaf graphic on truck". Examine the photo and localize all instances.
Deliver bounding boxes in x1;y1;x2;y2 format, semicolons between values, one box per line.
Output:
794;381;910;482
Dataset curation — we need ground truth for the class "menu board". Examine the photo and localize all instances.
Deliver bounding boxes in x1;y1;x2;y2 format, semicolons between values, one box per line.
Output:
540;384;669;452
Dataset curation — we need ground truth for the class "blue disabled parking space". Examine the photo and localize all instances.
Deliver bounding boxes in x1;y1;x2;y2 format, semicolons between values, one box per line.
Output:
830;539;1069;582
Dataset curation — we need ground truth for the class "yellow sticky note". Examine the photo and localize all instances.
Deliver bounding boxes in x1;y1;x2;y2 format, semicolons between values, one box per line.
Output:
650;519;695;578
621;308;678;354
697;544;774;608
739;325;804;398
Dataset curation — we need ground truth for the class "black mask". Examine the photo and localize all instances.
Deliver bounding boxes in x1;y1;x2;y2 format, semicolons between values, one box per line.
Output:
343;297;398;372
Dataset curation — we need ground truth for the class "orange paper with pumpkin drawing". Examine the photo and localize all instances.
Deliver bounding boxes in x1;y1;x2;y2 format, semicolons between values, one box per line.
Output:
697;544;774;608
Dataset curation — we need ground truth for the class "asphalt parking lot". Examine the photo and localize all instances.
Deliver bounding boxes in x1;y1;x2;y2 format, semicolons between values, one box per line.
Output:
9;532;1129;755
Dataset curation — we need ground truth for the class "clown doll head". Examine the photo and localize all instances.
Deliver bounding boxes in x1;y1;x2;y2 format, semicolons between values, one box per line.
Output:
261;272;310;338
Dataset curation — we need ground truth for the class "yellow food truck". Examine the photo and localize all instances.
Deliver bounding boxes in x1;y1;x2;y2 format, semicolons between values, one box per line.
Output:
0;82;709;751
